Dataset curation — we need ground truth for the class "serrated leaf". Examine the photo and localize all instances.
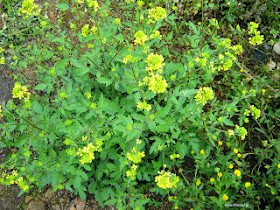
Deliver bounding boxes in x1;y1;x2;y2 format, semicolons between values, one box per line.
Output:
82;164;92;171
70;58;90;75
154;103;172;119
149;141;160;155
105;198;117;206
223;117;234;126
176;142;188;158
88;182;96;194
97;77;113;86
48;133;56;145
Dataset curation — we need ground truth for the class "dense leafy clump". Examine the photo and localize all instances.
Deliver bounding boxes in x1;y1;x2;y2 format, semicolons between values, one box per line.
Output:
0;0;279;209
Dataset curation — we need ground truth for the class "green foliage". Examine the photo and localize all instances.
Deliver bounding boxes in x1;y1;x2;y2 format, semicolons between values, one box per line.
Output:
0;0;279;209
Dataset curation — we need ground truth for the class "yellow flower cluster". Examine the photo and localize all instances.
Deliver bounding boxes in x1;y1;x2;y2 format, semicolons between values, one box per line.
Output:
145;53;165;73
235;125;247;140
86;0;99;12
194;53;209;67
138;53;168;94
244;105;261;120
77;140;103;164
170;153;180;160
81;24;97;37
143;74;168;94
148;7;167;22
209;18;220;29
126;164;137;180
230;45;243;55
127;147;145;164
248;22;264;46
0;57;4;64
12;83;31;102
123;54;139;64
150;31;162;40
18;0;41;16
126;147;145;180
195;87;214;105
137;100;152;111
155;170;179;189
134;31;148;45
0;171;29;191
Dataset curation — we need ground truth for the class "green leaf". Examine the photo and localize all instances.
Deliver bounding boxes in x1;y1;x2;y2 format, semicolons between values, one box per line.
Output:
70;58;90;75
105;198;117;206
73;175;82;189
48;132;56;145
34;83;48;91
88;182;96;194
176;142;189;158
33;101;42;114
79;190;86;201
98;93;104;111
154;103;172;119
222;117;234;126
96;77;113;86
55;3;69;11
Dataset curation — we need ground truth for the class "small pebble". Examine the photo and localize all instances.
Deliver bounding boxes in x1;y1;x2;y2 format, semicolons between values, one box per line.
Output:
273;43;280;55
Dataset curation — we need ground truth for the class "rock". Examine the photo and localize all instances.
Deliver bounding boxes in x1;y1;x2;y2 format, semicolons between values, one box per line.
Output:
273;43;280;55
44;188;54;199
265;60;276;70
70;198;86;210
26;197;46;210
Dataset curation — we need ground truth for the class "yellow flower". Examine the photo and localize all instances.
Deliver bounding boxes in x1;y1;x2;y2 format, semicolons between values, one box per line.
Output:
145;74;168;94
0;57;4;64
86;0;99;12
137;101;152;111
218;141;223;146
200;149;205;154
229;164;233;169
234;169;241;177
145;53;165;72
233;148;238;154
150;30;162;40
195;87;214;105
0;105;3;118
223;194;229;201
155;170;179;189
196;180;201;186
262;89;266;94
149;7;167;21
237;153;242;158
134;30;148;45
210;177;215;182
245;182;251;188
191;150;194;154
127;147;145;163
218;172;222;177
136;139;142;144
278;163;280;168
18;0;41;16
